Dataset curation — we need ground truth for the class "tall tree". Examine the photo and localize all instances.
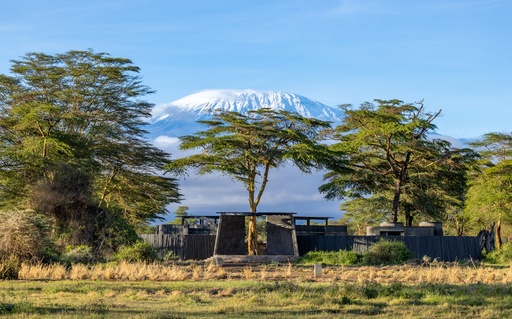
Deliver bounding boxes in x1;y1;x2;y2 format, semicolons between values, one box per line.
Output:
464;132;512;246
337;196;390;235
320;99;476;226
167;109;344;255
0;50;181;248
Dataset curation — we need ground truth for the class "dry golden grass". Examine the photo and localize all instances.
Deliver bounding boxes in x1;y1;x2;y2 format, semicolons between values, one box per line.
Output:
13;260;512;286
5;262;512;319
326;263;512;285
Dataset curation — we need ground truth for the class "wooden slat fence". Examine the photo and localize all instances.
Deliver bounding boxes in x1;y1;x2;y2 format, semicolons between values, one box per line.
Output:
139;234;215;260
141;233;481;262
296;235;481;261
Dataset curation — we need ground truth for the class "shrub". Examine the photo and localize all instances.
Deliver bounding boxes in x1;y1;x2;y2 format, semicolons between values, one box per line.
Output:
297;250;360;265
0;255;20;279
485;241;512;264
113;241;157;263
162;249;179;262
61;245;96;264
362;239;412;265
0;210;52;261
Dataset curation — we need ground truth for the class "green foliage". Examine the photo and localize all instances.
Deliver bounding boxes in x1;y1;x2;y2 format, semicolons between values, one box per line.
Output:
113;241;157;263
169;206;189;225
464;132;512;237
61;245;96;264
0;210;53;261
0;255;20;280
321;100;477;227
297;241;412;266
168;109;342;212
0;50;181;252
162;249;179;262
297;250;360;265
362;239;413;265
168;109;344;255
338;196;390;235
484;241;512;264
94;213;140;256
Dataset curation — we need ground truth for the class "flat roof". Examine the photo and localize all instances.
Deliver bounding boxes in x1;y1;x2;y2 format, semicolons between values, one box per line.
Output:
216;212;296;216
182;215;220;219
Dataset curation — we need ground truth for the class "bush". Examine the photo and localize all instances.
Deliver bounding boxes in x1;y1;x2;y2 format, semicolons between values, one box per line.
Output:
297;250;360;265
113;241;157;263
0;210;52;261
61;245;96;264
0;255;20;279
162;249;179;262
362;239;412;265
485;241;512;264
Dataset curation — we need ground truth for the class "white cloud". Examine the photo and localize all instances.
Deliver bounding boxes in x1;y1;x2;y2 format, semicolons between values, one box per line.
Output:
164;164;343;223
151;102;173;120
153;135;180;153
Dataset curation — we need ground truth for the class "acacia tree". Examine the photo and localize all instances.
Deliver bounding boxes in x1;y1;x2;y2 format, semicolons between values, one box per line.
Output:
167;109;344;255
0;50;181;248
320;99;476;227
338;196;390;235
464;132;512;247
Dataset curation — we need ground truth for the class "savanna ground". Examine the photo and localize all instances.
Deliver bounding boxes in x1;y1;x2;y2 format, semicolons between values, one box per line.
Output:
2;261;512;318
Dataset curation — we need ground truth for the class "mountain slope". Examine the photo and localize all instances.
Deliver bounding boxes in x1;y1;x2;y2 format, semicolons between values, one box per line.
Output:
148;89;344;138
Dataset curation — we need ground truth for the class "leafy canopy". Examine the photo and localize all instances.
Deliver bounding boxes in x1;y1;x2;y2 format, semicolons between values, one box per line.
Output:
167;108;345;254
320;99;477;226
464;132;512;236
169;108;343;211
0;50;181;248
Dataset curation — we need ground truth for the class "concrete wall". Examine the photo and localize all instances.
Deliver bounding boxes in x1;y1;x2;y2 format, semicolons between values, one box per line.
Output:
213;215;246;255
366;222;443;236
266;215;298;256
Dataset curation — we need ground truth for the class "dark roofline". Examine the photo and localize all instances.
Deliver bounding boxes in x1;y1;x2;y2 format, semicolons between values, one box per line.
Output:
216;212;296;216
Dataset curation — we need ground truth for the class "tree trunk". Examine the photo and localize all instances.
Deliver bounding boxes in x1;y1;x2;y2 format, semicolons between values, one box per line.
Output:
247;215;258;255
496;219;502;250
391;179;400;223
405;213;413;227
391;151;411;223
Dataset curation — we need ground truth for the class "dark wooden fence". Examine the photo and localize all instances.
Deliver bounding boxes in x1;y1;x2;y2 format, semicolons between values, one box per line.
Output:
139;234;216;260
140;233;481;261
296;235;481;262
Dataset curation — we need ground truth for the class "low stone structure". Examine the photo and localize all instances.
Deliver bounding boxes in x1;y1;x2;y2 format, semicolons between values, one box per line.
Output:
156;215;219;235
293;216;348;235
366;222;444;236
143;215;480;262
212;212;299;263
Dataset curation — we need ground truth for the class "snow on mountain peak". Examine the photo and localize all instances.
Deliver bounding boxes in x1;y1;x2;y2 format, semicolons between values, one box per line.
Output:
153;89;342;120
148;89;345;138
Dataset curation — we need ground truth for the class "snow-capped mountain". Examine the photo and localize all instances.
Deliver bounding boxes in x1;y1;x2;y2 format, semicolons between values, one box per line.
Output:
147;89;472;149
148;89;345;138
147;89;471;220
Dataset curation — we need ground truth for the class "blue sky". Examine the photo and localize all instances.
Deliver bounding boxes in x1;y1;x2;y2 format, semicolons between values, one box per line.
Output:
1;0;511;138
2;0;511;219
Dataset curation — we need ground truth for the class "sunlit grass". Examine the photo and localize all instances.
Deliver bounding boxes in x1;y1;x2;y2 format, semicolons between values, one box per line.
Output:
3;262;512;318
2;279;512;318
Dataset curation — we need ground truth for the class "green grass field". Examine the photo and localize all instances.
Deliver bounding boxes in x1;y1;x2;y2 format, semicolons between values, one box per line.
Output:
2;264;512;319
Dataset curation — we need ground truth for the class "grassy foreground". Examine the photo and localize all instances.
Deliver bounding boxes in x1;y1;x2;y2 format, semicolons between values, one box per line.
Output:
2;263;512;318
